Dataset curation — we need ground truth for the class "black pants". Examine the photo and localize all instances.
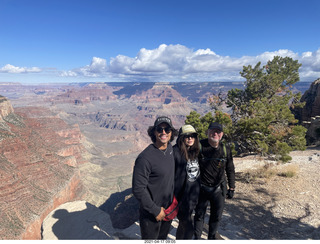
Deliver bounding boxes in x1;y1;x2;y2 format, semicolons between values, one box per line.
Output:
176;202;196;239
139;209;172;239
175;183;200;239
194;184;225;239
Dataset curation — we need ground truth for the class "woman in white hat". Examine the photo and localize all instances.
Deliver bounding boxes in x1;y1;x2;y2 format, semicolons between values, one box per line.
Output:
173;124;201;239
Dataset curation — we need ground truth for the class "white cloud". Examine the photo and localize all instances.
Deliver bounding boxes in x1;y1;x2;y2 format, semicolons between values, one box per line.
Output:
300;49;320;71
60;57;107;77
0;64;42;73
109;44;191;74
256;49;299;62
60;70;78;77
61;45;320;82
298;49;320;80
2;45;320;82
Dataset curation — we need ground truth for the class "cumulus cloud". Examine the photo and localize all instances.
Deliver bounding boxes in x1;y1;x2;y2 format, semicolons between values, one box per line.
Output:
300;49;320;71
60;57;107;77
0;64;41;73
109;44;192;74
2;45;320;82
298;49;320;81
61;44;320;82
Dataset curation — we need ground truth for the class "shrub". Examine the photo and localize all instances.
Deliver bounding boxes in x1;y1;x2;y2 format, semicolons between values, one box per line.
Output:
278;164;299;178
243;163;277;183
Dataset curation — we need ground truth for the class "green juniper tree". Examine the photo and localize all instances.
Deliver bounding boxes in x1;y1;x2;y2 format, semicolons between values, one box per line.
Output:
186;56;307;162
185;110;233;140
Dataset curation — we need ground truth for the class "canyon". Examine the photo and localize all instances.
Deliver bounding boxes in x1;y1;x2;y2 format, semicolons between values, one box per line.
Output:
0;80;317;239
0;97;87;239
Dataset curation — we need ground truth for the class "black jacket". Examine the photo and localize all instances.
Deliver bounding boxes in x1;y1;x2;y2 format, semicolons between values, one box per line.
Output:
173;144;200;209
198;139;235;189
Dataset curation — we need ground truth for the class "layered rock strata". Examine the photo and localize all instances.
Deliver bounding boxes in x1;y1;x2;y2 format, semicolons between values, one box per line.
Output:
0;96;88;239
49;83;118;105
296;78;320;122
294;79;320;145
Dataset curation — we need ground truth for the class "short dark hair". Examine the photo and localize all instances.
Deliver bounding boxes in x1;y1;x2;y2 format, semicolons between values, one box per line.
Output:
147;125;178;143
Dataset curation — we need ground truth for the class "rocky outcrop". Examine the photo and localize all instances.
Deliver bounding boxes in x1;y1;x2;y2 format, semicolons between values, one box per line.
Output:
131;82;187;105
21;173;82;239
41;200;141;240
94;113;140;131
303;116;320;146
295;78;320;122
0;95;14;118
294;79;320;145
0;98;88;240
130;83;193;128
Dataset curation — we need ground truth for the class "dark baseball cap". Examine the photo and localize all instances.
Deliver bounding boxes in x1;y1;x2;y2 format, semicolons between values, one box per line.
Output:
208;122;223;132
154;116;173;128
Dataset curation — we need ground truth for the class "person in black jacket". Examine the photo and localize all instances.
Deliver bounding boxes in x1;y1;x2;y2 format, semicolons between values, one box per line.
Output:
194;122;235;240
173;125;201;239
132;116;178;239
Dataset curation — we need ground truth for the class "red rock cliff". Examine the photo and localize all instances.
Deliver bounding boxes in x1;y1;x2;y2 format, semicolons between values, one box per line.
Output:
0;96;88;240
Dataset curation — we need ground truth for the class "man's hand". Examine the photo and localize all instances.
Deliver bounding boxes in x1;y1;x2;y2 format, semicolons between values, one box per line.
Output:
156;207;166;222
227;189;235;199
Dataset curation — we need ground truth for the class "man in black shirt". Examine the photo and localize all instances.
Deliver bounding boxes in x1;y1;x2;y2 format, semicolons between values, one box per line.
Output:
194;122;235;240
132;116;178;239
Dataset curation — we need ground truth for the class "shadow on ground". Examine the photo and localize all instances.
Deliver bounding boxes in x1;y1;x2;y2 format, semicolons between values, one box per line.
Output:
99;188;140;229
48;202;113;240
217;172;320;240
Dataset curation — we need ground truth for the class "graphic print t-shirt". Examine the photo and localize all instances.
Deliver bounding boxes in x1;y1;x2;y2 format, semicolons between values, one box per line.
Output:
186;159;200;182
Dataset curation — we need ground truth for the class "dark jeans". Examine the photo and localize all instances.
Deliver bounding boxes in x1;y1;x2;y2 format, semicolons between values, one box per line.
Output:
194;184;225;239
139;208;172;239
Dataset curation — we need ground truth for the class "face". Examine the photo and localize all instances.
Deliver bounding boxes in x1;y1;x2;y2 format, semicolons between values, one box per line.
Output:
208;128;223;144
154;123;172;145
184;134;196;147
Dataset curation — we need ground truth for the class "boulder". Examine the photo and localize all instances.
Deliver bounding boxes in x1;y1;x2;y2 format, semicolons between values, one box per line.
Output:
41;201;141;240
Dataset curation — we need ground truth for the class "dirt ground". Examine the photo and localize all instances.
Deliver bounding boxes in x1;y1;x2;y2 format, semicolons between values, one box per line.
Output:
209;146;320;240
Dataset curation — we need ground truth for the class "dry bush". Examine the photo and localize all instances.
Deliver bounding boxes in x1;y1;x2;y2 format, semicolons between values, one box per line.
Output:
277;164;299;178
243;163;277;183
242;163;299;183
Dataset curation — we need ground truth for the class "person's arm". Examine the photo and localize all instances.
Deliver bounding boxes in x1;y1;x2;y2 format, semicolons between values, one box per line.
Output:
225;146;236;199
132;156;161;217
173;146;185;201
225;146;235;190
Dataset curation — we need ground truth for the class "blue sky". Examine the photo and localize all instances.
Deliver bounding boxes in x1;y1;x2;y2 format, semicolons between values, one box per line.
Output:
0;0;319;84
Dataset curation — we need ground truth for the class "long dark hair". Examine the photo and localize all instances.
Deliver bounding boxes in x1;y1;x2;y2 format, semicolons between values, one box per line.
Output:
177;134;200;161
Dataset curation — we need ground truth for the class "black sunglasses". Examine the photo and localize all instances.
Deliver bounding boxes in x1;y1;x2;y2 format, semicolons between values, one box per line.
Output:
156;126;172;134
184;134;196;139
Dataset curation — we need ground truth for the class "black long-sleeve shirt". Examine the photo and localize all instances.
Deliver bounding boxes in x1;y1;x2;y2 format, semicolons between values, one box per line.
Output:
132;143;175;217
199;139;235;189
